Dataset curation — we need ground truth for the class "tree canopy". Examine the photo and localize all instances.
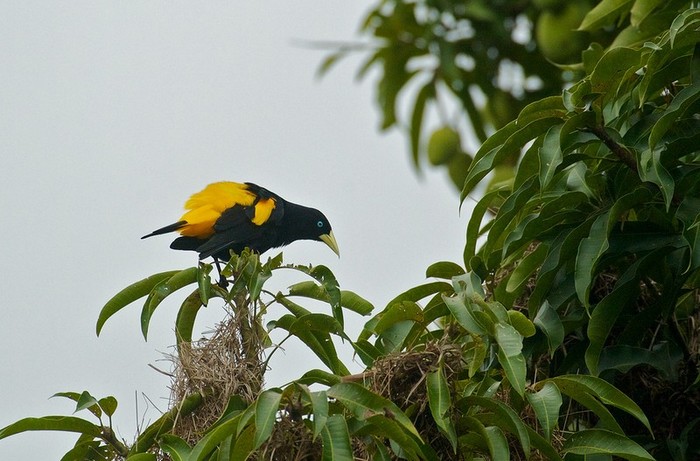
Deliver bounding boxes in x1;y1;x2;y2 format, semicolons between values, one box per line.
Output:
2;1;699;460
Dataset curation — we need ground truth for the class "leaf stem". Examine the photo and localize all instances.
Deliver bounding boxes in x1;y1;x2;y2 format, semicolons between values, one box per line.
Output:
585;125;638;172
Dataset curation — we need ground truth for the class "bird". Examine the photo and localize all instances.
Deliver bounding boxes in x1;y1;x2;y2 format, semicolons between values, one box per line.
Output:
142;181;339;262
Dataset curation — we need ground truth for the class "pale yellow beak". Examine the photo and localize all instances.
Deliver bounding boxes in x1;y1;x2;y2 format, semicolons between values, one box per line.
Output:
319;231;340;257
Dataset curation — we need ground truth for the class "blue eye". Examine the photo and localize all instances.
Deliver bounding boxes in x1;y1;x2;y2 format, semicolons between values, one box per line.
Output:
317;221;324;228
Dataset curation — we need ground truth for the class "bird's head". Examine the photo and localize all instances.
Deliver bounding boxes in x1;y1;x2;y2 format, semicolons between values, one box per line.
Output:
287;205;340;257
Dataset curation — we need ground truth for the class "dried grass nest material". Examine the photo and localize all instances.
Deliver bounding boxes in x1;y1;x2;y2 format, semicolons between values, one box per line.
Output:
367;342;464;411
168;310;265;444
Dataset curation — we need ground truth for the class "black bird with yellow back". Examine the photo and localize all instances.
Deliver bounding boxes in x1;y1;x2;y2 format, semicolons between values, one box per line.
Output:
142;182;339;261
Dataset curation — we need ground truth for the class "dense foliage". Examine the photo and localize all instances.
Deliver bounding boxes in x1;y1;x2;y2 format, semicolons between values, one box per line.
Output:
2;1;699;460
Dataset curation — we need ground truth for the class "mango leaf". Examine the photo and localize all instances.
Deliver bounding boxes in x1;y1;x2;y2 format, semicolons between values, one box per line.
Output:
547;375;651;433
125;454;157;461
506;310;536;338
586;247;678;374
188;413;242;461
539;124;564;189
141;267;199;339
0;416;101;439
327;382;420;438
504;244;548;295
463;417;510;461
339;290;374;315
533;301;565;355
459;395;531;456
175;289;206;349
130;392;203;455
385;281;453;307
638;147;675;209
516;96;567;126
443;293;487;335
425;261;465;279
297;369;342;387
320;415;353;461
98;396;118;418
268;311;349;376
410;82;435;169
579;0;635;31
462;118;560;200
562;429;654;460
426;367;457;450
525;383;562;441
494;323;523;357
497;348;526;397
575;187;653;306
96;270;181;336
310;390;329;440
364;414;435;461
598;343;682;379
649;80;700;149
254;389;282;449
158;435;191;461
373;301;424;335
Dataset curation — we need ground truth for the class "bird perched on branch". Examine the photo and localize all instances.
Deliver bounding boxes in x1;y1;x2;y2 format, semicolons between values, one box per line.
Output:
142;181;339;262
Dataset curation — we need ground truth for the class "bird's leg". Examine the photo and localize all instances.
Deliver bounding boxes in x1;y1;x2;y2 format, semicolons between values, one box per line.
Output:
214;259;229;288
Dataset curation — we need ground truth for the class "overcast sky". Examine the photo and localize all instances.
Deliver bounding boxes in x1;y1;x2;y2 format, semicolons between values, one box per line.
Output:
0;2;472;458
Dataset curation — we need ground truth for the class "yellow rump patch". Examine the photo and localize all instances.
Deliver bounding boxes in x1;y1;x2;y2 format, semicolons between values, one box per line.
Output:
252;197;276;225
177;182;257;238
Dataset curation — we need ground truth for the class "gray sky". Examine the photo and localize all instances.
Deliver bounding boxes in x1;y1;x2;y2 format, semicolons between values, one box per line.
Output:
0;2;471;458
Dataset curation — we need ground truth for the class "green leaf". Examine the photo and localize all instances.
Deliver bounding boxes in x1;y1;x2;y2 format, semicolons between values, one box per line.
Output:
598;343;682;379
507;310;536;338
320;415;354;461
590;46;641;98
410;82;435;170
327;382;420;438
188;413;242;461
289;313;345;337
526;383;562;441
497;348;526;397
547;375;651;433
459;395;531;456
254;389;282;449
579;0;635;31
268;310;349;376
98;396;118;417
464;417;510;461
373;301;423;334
575;187;653;306
231;424;255;461
297;369;342;387
443;293;487;335
533;301;565;354
141;267;199;339
427;367;457;450
158;434;191;461
650;80;700;149
310;390;329;440
96;270;181;336
516;96;567;126
75;391;100;416
638;147;674;209
0;416;101;440
175;289;206;347
494;323;523;357
504;244;548;295
125;454;157;461
425;261;465;279
539;124;564;189
562;429;654;460
462;118;559;201
339;290;374;315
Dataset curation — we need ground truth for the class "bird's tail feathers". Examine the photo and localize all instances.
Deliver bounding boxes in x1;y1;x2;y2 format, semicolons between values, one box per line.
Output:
141;220;188;239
